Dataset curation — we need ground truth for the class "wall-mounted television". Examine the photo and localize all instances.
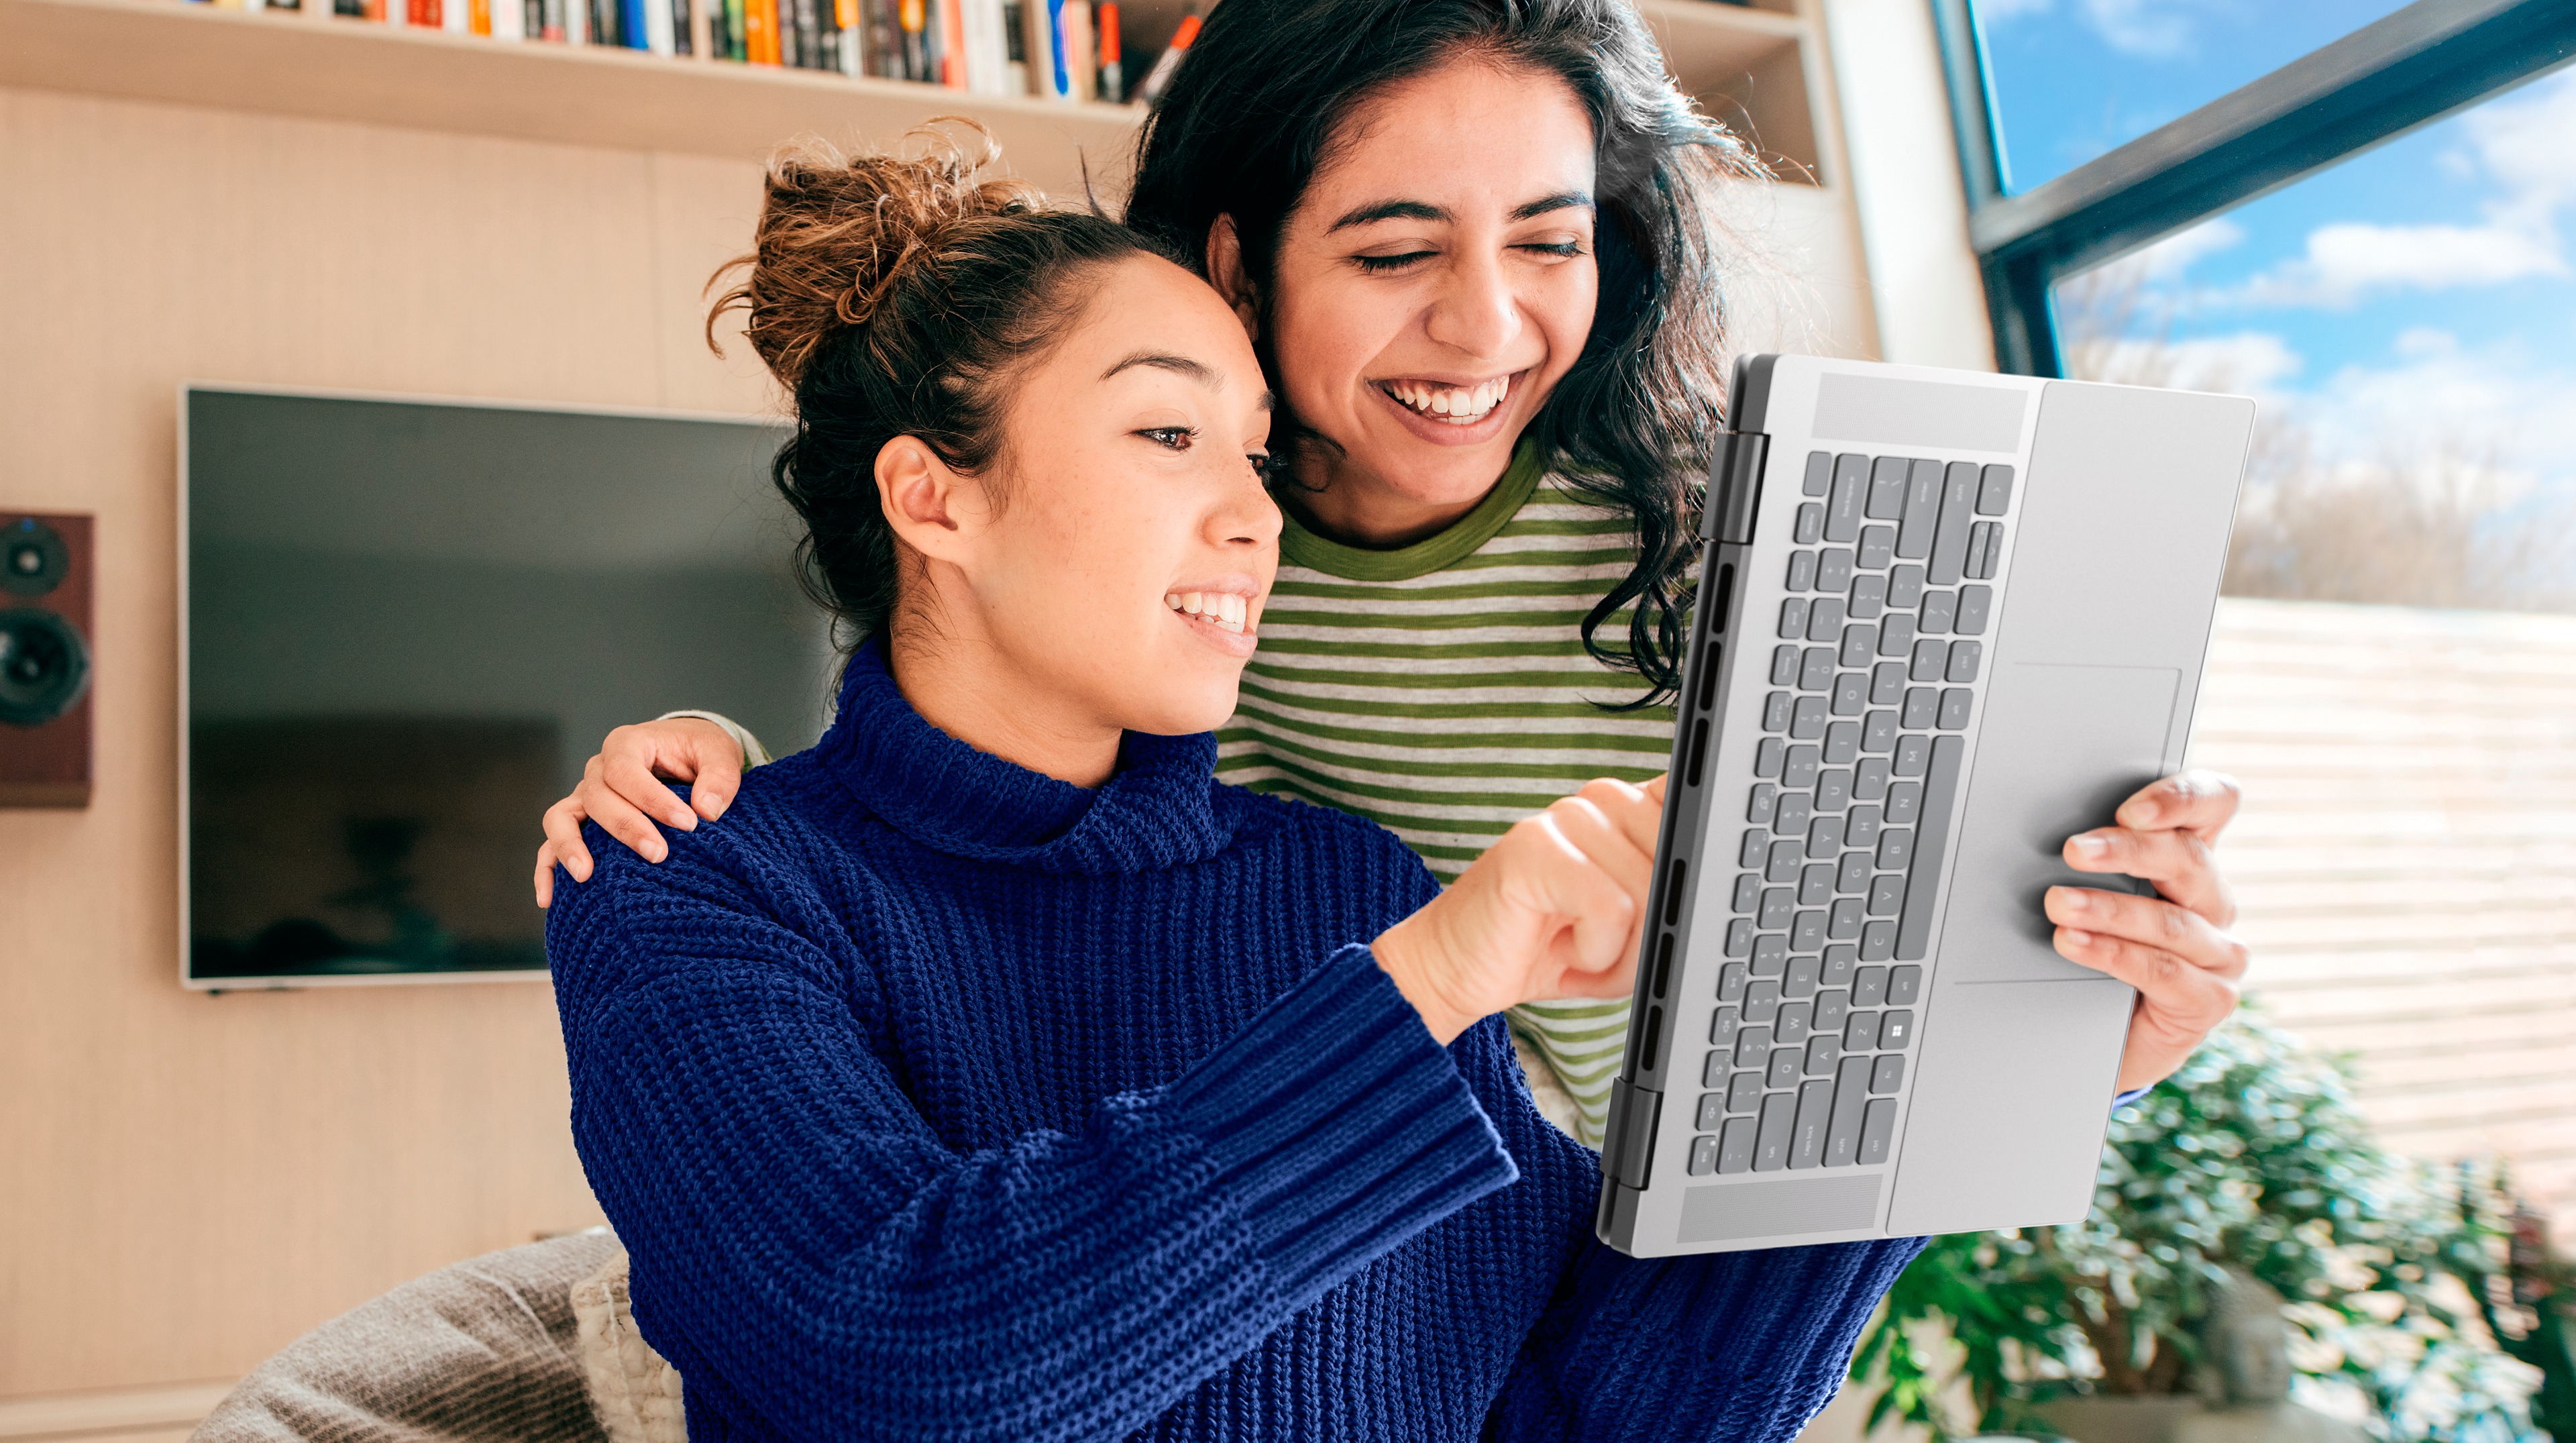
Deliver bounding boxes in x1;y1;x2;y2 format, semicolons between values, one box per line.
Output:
180;386;828;989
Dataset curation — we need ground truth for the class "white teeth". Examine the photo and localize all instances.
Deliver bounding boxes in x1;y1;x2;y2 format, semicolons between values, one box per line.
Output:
1384;374;1512;424
1164;591;1248;634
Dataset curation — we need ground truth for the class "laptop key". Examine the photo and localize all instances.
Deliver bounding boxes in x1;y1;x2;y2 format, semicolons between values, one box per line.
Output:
1807;815;1843;859
1947;641;1983;683
1813;987;1850;1033
1766;1047;1802;1089
1704;1047;1732;1087
1826;464;1864;543
1784;745;1820;788
1836;850;1871;894
1833;673;1868;716
1791;1077;1836;1168
1733;1023;1770;1066
1919;589;1954;635
1792;695;1829;737
1893;735;1929;777
1804;451;1833;496
1772;645;1801;686
1826;1056;1872;1167
1931;462;1977;584
1957;584;1992;635
1898;459;1941;558
1870;661;1906;704
1720;1115;1759;1173
1881;1009;1915;1048
1867;873;1904;916
1878;613;1915;659
1902;687;1937;729
1868;456;1909;519
1853;966;1887;1007
1888;563;1925;610
1748;783;1777;824
1795;503;1823;545
1817;769;1851;813
1872;1055;1907;1094
1887;965;1923;1006
1849;572;1885;619
1855;757;1890;802
1720;965;1750;1005
1690;1134;1721;1176
1807;598;1845;642
1725;918;1753;957
1859;1098;1898;1164
1886;780;1921;825
1861;920;1896;961
1760;886;1794;928
1711;1008;1743;1047
1729;1069;1765;1111
1843;1010;1879;1050
1845;804;1882;849
1757;737;1785;779
1876;826;1914;871
1697;1092;1728;1131
1785;953;1820;999
1766;839;1802;881
1824;721;1860;765
1754;1092;1796;1171
1860;526;1894;569
1801;647;1836;690
1764;692;1792;731
1776;999;1812;1045
1754;935;1789;975
1774;793;1813;835
1799;864;1833;907
1862;709;1898;752
1966;521;1999;580
1980;522;2007;578
1938;689;1974;730
1779;597;1809;639
1786;549;1817;591
1896;735;1966;960
1829;897;1864;940
1733;872;1761;913
1818;547;1854;593
1910;637;1946;682
1791;910;1827;951
1839;623;1874;668
1741;830;1769;868
1978;462;2014;514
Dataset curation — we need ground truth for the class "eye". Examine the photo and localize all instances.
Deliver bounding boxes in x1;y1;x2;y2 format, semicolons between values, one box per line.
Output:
1137;426;1196;450
1248;451;1275;478
1519;239;1588;260
1353;251;1434;274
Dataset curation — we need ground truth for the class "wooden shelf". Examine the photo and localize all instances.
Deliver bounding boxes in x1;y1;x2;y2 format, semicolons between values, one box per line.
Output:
0;0;1826;192
0;0;1146;191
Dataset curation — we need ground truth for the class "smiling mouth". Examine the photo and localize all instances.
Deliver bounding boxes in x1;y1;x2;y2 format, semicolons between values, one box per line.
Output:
1165;590;1250;634
1377;374;1516;426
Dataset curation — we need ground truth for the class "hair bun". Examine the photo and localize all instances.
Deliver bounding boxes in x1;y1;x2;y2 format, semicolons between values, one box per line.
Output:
710;119;1044;390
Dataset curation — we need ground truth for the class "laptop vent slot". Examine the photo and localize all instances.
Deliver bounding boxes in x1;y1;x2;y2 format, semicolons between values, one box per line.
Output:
1650;933;1674;999
1663;858;1688;926
1697;641;1722;713
1709;563;1734;633
1638;1007;1663;1071
1684;718;1710;787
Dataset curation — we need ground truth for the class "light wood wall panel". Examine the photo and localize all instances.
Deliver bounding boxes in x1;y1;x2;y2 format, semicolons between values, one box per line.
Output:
0;84;782;1397
2192;597;2576;1216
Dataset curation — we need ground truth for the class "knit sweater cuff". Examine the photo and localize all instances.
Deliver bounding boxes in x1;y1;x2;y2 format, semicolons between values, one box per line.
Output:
1162;943;1519;1295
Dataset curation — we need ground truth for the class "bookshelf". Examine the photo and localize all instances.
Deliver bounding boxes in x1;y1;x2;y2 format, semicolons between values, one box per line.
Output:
0;0;1837;192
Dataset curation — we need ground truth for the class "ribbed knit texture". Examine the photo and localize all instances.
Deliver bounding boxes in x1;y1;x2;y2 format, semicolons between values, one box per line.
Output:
1217;444;1668;1145
548;640;1923;1442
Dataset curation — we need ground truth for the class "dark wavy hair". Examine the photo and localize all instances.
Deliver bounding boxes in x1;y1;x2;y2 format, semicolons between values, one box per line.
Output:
1124;0;1761;707
707;125;1174;646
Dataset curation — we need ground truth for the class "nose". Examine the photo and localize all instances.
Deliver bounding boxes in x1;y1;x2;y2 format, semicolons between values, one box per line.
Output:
1215;461;1285;549
1421;244;1521;360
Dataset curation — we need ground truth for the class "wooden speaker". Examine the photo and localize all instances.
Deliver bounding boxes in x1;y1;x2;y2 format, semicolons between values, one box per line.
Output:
1;512;94;808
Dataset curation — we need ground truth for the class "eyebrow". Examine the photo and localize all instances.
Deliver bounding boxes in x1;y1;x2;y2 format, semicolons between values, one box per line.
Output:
1327;191;1595;232
1102;351;1277;412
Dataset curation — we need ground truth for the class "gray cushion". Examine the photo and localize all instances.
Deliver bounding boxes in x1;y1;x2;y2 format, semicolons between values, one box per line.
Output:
193;1232;623;1443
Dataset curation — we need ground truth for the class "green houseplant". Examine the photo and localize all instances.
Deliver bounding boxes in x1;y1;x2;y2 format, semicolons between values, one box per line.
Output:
1850;1016;2543;1442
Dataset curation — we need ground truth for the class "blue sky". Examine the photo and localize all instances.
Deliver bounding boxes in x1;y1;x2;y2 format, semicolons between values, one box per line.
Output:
1970;0;2576;515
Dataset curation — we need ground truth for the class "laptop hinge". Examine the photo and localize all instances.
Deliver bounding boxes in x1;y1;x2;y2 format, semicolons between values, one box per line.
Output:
1604;1077;1660;1191
1703;430;1768;545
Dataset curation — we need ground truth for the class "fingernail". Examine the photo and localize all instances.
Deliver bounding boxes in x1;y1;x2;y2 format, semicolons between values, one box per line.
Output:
2059;887;2090;911
2074;834;2110;855
2063;928;2092;946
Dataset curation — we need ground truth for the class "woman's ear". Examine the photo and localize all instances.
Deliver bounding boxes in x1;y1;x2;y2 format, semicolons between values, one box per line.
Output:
875;436;985;568
1205;215;1260;342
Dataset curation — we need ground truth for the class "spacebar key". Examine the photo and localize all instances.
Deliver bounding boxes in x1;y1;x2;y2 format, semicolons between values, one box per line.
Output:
1894;734;1964;960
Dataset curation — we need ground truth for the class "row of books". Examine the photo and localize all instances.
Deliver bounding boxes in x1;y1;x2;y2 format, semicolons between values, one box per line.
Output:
188;0;1205;105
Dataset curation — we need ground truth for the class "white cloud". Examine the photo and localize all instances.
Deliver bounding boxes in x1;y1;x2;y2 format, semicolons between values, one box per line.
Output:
2231;218;2565;308
2068;329;2302;396
2292;329;2576;490
2465;68;2576;207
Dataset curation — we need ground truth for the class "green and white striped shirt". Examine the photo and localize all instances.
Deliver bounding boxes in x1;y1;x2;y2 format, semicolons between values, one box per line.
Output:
1217;445;1672;1147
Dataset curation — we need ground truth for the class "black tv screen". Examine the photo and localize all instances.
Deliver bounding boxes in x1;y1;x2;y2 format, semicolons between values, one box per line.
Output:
182;386;828;987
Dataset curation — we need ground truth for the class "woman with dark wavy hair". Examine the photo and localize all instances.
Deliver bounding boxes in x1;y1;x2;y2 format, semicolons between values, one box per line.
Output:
540;0;2247;1196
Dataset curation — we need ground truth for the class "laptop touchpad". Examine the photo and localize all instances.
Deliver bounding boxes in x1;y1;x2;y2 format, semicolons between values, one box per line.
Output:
1938;661;2180;983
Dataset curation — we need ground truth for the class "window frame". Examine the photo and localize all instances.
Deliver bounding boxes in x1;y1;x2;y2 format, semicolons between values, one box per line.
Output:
1931;0;2576;378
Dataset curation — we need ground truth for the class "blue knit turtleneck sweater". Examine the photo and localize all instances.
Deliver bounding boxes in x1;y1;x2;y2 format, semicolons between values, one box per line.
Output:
546;641;1926;1442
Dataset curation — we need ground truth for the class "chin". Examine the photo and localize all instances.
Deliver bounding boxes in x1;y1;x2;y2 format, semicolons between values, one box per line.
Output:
1124;682;1242;739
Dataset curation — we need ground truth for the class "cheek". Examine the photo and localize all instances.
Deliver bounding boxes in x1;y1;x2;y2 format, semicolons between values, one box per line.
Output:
1271;270;1389;418
1533;264;1599;376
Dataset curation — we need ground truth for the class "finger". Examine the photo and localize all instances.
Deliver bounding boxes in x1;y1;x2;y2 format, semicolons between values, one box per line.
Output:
2114;768;2241;841
1521;810;1640;975
598;752;701;833
582;788;672;864
687;739;745;822
2051;926;2239;1042
1640;773;1669;804
541;800;595;883
533;845;557;910
1573;776;1666;857
2062;827;2235;926
2045;886;2248;985
1548;793;1656;909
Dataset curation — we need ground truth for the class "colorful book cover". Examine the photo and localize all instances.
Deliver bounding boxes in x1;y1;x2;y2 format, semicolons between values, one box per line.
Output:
959;0;1007;95
1063;0;1091;101
832;0;857;72
791;0;818;68
745;0;777;64
667;0;689;53
468;0;490;33
621;0;649;48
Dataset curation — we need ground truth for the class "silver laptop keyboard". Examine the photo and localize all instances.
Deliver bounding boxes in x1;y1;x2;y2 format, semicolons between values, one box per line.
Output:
1684;451;2013;1178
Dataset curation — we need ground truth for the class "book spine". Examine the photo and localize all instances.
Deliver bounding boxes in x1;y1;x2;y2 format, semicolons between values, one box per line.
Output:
1063;0;1091;101
468;0;491;33
937;0;967;88
1015;0;1047;94
668;0;690;53
794;0;818;68
745;0;776;63
1136;7;1195;105
830;0;854;72
1095;0;1119;102
625;0;653;48
1042;0;1067;98
961;0;1006;95
493;0;522;40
